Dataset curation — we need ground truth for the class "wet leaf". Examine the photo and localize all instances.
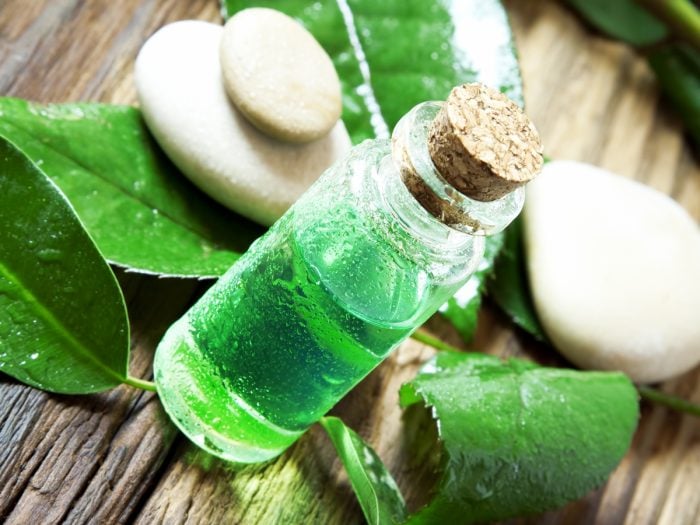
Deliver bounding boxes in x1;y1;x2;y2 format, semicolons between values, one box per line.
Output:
0;137;129;393
222;0;523;144
320;416;407;525
399;352;639;524
0;99;263;278
439;233;504;343
488;217;547;341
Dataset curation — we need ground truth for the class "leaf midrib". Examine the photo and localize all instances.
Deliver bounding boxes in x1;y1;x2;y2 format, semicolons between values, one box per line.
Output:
335;0;389;139
0;259;125;387
343;428;382;524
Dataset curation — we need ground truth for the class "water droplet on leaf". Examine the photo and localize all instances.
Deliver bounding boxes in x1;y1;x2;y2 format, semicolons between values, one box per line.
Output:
37;248;62;262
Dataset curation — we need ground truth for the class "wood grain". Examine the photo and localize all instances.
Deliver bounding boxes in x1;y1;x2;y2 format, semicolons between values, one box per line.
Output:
0;0;698;523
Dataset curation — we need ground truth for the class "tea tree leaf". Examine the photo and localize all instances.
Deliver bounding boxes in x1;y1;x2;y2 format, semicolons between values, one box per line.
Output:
399;352;639;524
488;217;547;341
0;99;263;278
564;0;667;46
0;137;129;393
648;43;700;145
222;0;524;144
320;417;407;525
439;233;504;343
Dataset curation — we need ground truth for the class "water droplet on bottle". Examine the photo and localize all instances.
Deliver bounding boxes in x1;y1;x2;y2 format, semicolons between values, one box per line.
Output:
321;373;343;386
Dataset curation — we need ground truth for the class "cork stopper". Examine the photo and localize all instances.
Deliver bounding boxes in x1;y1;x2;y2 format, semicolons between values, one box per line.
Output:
427;83;543;203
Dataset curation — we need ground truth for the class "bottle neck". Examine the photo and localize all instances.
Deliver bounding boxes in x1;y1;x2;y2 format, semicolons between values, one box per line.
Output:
376;154;473;259
389;102;525;237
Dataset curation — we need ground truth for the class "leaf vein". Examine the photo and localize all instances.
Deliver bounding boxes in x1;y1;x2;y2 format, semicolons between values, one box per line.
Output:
0;260;124;385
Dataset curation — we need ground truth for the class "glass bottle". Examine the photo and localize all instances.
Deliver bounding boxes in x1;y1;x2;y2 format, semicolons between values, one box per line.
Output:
153;84;542;463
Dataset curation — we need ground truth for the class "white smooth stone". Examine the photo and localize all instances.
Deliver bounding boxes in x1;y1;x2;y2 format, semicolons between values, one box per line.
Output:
220;8;342;144
135;20;351;226
524;160;700;383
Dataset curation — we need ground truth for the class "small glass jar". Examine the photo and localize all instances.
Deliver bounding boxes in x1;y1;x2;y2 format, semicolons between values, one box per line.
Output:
154;97;530;463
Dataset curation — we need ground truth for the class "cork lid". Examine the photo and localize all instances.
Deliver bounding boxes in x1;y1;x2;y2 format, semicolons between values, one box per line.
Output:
427;83;543;202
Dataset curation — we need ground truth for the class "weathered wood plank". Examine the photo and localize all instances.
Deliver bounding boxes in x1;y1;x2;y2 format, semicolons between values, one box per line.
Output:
0;0;698;524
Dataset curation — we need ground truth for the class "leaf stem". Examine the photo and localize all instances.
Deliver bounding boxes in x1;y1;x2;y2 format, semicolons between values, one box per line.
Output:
410;330;464;353
123;375;157;392
637;385;700;418
637;0;700;51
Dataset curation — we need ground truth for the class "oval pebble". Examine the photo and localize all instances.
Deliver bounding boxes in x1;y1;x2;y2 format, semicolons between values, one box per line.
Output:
524;160;700;383
220;8;342;144
135;20;351;226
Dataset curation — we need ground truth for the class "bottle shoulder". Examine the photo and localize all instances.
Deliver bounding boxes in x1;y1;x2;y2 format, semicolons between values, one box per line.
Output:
287;139;484;326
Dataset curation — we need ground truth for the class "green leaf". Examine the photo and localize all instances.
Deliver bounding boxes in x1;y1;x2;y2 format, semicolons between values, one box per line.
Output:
0;99;264;278
399;352;639;524
0;137;129;393
563;0;668;47
648;43;700;146
222;0;524;144
320;416;407;525
439;233;504;343
488;217;547;341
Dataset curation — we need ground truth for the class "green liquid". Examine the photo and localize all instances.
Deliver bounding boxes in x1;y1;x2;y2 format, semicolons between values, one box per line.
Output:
154;208;426;462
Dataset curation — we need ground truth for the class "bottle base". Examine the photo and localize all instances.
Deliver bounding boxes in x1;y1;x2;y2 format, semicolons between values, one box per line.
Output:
153;318;304;464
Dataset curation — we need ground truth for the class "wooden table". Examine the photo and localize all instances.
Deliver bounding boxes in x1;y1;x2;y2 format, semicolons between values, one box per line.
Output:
1;0;698;523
